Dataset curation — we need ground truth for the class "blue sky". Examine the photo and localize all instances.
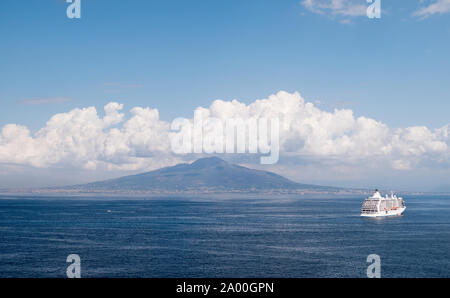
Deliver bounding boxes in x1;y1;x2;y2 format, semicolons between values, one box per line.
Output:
0;0;449;190
1;0;449;128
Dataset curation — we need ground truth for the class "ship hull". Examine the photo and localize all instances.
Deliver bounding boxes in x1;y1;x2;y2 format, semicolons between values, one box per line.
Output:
361;207;406;218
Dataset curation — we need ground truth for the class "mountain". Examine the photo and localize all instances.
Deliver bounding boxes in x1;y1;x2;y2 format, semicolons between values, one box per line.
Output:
69;157;340;193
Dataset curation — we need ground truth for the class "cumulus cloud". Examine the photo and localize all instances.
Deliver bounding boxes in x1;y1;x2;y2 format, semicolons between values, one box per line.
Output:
0;91;449;174
196;92;448;167
301;0;367;17
413;0;450;17
0;102;176;171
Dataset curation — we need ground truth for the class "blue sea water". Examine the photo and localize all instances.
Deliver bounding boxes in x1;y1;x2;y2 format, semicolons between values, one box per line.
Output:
0;195;449;278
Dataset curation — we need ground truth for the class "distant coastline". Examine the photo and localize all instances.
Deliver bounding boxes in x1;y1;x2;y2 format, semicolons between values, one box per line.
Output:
0;188;446;199
1;158;447;198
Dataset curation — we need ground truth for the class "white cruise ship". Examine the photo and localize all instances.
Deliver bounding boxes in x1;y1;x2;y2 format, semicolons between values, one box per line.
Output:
361;190;406;218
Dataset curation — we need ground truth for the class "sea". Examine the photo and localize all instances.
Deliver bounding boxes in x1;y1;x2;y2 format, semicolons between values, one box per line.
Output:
0;194;449;278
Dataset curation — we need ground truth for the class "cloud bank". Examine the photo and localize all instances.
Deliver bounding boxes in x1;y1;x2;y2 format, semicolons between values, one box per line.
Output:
0;91;448;175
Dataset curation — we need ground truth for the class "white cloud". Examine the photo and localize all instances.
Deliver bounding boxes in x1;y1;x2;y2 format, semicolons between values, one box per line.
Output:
0;91;448;175
413;0;450;17
0;102;176;171
198;91;448;166
392;159;411;170
301;0;367;17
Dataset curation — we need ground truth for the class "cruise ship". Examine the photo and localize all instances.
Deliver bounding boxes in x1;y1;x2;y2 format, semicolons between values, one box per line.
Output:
361;190;406;218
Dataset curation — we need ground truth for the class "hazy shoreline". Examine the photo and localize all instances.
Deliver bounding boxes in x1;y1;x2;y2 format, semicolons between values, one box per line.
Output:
0;191;448;201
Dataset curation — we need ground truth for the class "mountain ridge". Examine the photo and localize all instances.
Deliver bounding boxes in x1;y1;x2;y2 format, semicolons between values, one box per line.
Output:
69;157;341;193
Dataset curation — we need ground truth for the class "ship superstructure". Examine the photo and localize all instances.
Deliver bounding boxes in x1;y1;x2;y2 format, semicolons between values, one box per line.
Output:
361;190;406;218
